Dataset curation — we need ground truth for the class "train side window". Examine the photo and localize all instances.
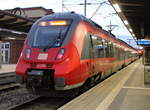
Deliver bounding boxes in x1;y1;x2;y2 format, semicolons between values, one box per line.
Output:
109;41;114;57
97;37;105;58
115;46;120;60
91;35;105;58
105;40;110;57
81;33;93;59
113;43;117;58
120;49;124;60
102;39;107;57
104;40;114;58
90;35;98;58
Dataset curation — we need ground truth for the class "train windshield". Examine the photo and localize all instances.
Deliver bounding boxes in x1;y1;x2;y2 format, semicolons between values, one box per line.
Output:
28;20;71;48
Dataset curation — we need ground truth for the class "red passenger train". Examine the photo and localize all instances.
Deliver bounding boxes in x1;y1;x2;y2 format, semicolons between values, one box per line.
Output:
16;12;138;95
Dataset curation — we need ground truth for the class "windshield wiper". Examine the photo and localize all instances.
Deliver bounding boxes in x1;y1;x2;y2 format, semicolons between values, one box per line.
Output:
44;28;62;49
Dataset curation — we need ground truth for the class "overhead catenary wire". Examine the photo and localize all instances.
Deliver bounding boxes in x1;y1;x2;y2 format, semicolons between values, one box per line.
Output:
62;0;78;12
90;1;106;19
15;0;31;6
62;0;122;33
63;6;71;12
63;0;110;15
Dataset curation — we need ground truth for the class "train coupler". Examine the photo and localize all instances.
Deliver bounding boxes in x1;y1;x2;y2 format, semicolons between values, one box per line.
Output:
26;70;43;88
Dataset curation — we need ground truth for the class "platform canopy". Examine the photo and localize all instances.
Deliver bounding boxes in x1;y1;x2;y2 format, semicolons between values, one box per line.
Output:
109;0;150;39
0;10;35;40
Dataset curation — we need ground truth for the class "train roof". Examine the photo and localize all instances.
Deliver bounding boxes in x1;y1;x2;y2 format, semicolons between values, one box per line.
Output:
39;12;102;28
40;12;87;21
115;38;137;51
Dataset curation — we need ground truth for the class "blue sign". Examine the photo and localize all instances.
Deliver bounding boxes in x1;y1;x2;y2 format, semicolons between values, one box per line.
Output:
137;39;150;45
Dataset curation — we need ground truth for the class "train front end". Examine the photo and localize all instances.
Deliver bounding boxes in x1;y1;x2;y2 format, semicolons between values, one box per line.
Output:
16;13;83;92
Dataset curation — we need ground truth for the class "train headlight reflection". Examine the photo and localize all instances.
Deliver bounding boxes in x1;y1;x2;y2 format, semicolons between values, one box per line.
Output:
25;48;31;59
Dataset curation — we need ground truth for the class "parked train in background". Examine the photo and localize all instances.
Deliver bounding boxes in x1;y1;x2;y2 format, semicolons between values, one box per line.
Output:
16;12;139;96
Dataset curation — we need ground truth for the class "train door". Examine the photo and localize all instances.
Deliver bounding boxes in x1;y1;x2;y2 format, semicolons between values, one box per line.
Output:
89;35;99;74
81;34;101;75
81;33;94;75
88;35;95;75
124;49;127;66
113;42;119;70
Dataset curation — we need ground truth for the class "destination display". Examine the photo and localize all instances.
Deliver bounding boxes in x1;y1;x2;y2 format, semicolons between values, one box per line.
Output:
137;39;150;45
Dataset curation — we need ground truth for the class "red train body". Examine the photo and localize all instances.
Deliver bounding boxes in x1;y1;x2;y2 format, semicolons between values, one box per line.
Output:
16;12;138;94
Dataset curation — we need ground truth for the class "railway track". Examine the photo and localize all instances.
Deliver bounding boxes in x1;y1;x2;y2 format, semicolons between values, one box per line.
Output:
8;75;113;110
0;86;74;110
12;97;72;110
0;72;39;110
0;72;20;92
0;72;16;85
0;72;99;110
0;72;71;110
0;87;40;110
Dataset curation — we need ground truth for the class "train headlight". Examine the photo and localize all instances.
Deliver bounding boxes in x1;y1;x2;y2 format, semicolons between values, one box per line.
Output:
55;48;65;60
25;48;31;59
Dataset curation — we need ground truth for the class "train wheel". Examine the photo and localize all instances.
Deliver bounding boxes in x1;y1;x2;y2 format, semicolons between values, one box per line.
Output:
79;77;95;93
88;77;95;87
78;85;89;94
95;74;101;84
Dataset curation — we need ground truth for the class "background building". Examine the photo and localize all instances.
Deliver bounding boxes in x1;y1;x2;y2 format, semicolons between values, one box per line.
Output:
6;7;54;20
2;7;54;64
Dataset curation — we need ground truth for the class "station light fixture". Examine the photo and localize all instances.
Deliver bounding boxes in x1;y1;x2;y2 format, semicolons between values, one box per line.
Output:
134;37;137;40
123;20;128;25
129;28;133;32
102;39;105;42
92;36;97;40
139;46;143;49
113;4;121;12
0;28;27;35
11;30;23;35
132;33;135;37
8;37;16;40
124;48;127;51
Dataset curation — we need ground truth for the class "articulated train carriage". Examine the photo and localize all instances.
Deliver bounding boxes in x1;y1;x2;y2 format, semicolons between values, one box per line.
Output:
16;12;138;96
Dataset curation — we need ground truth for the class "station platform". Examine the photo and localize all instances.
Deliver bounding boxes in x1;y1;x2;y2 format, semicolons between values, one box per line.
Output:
0;64;16;73
58;59;150;110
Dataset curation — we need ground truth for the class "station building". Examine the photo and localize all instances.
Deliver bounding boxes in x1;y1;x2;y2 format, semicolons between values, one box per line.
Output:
1;7;54;64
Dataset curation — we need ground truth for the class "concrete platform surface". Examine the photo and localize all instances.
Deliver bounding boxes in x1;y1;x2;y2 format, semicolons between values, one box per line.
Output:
58;59;150;110
0;64;16;73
